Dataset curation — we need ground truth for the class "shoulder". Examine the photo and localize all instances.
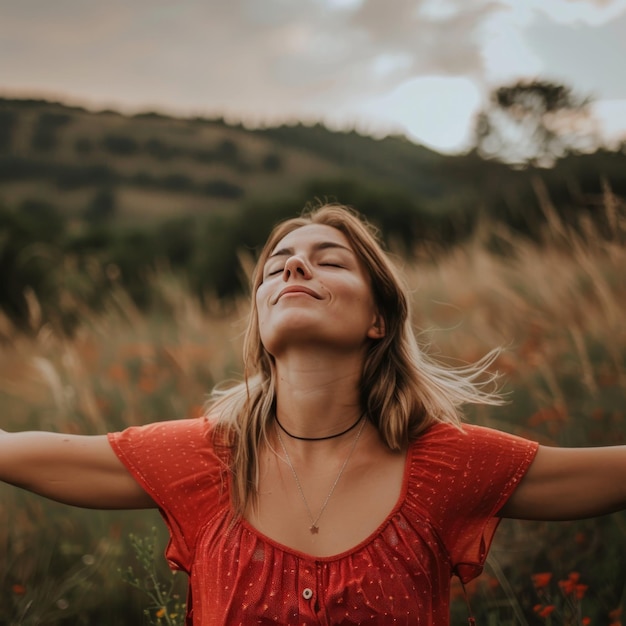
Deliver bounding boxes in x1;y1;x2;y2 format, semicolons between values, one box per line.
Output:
407;422;539;480
109;416;214;443
107;417;230;514
108;417;228;471
412;421;537;450
404;422;539;534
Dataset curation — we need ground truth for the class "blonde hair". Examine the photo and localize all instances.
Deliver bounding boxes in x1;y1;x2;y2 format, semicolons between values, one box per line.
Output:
208;203;503;517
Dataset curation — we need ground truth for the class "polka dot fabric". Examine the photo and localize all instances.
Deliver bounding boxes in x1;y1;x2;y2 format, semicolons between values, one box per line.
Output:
108;419;538;625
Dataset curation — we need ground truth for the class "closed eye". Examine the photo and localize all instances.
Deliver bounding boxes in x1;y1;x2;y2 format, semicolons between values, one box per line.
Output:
319;263;344;268
267;268;284;276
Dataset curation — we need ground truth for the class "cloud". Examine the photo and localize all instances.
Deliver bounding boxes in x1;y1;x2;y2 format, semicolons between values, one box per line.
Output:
347;0;500;76
523;8;626;99
1;0;624;150
0;0;501;122
494;0;626;25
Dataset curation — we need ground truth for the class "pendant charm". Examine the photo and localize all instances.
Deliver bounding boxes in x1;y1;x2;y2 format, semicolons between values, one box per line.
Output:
309;525;319;534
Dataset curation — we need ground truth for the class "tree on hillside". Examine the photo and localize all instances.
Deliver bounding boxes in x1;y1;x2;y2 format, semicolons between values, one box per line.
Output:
474;80;600;167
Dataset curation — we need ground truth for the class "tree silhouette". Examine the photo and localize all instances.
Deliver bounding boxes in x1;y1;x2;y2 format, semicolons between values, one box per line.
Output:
475;80;599;167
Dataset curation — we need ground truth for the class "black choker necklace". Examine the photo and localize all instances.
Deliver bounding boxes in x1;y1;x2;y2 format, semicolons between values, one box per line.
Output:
275;413;364;441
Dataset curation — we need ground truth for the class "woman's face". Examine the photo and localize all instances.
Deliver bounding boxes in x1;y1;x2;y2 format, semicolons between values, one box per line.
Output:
255;224;384;357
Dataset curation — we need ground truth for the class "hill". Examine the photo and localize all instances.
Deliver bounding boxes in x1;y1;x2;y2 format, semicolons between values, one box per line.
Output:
2;97;625;235
0;97;449;226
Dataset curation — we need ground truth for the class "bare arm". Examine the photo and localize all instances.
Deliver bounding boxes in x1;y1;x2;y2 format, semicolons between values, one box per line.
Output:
0;429;156;509
500;444;626;520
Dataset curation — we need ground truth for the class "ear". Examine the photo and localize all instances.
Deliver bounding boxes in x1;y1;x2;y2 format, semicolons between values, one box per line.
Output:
367;313;386;339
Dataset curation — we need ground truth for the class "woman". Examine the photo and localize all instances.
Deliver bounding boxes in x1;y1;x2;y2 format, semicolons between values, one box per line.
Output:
1;203;625;625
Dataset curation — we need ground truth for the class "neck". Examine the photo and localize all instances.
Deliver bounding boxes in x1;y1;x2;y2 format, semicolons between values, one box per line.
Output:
272;349;364;441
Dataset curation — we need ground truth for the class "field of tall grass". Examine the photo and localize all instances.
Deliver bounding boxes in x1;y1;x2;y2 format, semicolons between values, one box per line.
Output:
1;194;624;625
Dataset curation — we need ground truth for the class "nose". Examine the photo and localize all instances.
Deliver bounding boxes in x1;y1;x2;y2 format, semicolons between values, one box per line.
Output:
282;255;312;280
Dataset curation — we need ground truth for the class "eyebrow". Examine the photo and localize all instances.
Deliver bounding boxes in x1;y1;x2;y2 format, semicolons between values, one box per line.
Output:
267;241;354;259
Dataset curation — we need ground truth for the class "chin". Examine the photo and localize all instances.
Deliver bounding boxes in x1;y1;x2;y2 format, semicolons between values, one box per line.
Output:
264;329;366;358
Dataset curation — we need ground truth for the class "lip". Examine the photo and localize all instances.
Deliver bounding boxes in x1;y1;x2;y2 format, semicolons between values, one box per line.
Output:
275;285;322;303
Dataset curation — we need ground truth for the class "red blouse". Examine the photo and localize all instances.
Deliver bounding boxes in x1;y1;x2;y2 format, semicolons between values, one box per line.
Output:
108;418;538;626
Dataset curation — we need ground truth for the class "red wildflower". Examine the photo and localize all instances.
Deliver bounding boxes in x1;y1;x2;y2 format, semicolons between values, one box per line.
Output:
539;605;556;618
532;572;553;589
528;405;567;428
568;572;581;583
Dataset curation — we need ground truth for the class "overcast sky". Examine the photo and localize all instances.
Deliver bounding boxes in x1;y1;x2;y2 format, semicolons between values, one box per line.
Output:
1;0;625;153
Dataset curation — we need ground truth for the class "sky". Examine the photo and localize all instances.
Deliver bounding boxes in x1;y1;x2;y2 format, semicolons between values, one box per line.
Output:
1;0;626;154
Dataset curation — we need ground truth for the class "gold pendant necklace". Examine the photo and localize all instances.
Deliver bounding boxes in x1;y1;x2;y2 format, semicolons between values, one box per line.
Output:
276;416;366;534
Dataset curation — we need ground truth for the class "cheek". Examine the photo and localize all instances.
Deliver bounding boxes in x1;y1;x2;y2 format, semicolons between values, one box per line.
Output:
255;289;268;326
255;285;277;342
336;279;374;307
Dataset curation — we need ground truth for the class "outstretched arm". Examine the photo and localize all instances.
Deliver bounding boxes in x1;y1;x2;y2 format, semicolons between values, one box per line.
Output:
500;444;626;520
0;429;156;509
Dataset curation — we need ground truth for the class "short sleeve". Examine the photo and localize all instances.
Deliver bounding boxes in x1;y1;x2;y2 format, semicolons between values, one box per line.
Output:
107;418;229;573
409;423;538;583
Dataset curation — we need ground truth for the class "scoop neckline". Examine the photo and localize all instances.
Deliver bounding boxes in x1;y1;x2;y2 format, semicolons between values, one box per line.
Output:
238;441;415;563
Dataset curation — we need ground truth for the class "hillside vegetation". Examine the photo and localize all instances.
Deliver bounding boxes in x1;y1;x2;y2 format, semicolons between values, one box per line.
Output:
0;97;444;222
0;96;625;332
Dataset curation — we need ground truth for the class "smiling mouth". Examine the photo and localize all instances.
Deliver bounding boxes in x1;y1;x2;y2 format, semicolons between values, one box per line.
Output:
275;287;321;302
